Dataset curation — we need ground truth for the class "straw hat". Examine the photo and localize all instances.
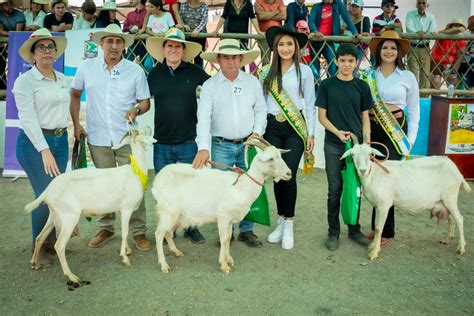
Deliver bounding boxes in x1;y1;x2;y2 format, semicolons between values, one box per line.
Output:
101;1;117;10
146;28;202;62
200;39;259;66
92;24;134;48
18;28;67;64
446;17;466;29
266;24;308;50
368;30;410;58
28;0;51;12
468;16;474;30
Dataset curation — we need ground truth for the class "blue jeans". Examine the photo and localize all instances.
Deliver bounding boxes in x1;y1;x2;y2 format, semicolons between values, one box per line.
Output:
16;130;69;240
211;137;253;233
311;42;337;77
153;139;198;174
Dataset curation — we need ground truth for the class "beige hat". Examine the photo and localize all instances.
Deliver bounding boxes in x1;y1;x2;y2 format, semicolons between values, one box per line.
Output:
368;30;410;58
146;28;202;62
18;28;67;64
101;1;117;10
28;0;51;12
446;17;466;29
200;39;259;66
92;24;134;48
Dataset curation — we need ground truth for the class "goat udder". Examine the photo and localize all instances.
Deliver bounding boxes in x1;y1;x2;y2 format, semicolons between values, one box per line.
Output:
430;204;449;225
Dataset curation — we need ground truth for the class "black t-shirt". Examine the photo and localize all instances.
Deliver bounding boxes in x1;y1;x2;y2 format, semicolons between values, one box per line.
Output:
316;76;373;145
148;61;209;144
43;12;74;30
222;0;256;33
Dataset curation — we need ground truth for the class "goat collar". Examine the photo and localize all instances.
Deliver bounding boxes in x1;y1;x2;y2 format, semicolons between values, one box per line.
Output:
206;160;263;187
130;155;147;190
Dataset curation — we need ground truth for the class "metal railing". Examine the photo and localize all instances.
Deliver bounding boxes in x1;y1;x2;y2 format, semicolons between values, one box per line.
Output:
2;32;474;99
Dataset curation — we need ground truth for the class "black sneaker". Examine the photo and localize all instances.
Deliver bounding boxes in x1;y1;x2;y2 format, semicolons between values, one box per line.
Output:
325;235;339;251
238;231;263;248
348;230;371;246
183;227;205;244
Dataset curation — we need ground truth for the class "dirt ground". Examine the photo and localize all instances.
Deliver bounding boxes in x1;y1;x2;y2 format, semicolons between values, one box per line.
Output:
0;168;473;315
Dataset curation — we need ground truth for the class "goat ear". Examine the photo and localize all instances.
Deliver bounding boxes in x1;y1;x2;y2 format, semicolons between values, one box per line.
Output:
340;149;352;160
371;148;385;157
279;149;291;154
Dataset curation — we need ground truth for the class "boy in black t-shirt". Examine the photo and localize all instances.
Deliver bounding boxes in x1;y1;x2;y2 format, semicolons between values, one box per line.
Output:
44;0;74;32
316;43;373;251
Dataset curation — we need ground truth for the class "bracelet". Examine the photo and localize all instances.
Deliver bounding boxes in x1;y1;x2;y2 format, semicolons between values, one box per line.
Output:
134;106;141;115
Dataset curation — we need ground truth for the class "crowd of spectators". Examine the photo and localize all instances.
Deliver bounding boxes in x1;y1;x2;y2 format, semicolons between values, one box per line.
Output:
0;0;473;90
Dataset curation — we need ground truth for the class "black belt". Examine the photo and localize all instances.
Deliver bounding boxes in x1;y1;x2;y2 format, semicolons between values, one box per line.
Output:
213;135;249;144
42;127;67;137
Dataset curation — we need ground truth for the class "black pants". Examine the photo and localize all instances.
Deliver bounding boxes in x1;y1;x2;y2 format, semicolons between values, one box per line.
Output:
187;37;206;68
370;112;407;238
264;114;305;218
324;141;362;236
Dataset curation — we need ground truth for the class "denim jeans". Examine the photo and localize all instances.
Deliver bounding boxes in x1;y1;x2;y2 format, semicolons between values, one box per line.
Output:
311;42;337;77
16;130;69;240
153;139;198;174
211;137;253;233
324;141;362;236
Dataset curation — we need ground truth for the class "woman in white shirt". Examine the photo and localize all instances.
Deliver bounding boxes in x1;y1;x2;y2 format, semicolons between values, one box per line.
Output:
13;28;69;268
260;25;316;250
145;0;175;36
24;0;49;31
365;30;420;246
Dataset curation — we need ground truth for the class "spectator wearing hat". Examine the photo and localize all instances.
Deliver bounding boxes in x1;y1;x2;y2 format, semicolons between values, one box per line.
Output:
286;0;308;29
431;18;467;90
192;39;266;248
13;28;69;268
145;28;209;243
73;1;97;30
349;0;370;65
179;0;209;68
95;1;120;28
296;20;319;79
24;0;49;31
44;0;73;32
145;0;175;36
372;0;402;36
459;16;474;89
308;0;360;77
406;0;436;90
254;0;286;66
70;24;152;251
259;25;316;250
0;0;25;35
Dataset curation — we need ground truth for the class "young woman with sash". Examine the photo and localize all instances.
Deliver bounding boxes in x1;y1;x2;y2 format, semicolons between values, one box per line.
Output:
258;25;316;250
362;30;420;247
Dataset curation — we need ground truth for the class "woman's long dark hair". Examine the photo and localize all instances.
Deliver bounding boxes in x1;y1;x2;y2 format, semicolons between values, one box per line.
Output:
374;39;406;70
263;32;303;97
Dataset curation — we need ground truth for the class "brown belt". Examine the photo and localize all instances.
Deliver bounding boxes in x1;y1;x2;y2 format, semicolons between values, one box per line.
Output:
369;110;404;121
42;128;67;137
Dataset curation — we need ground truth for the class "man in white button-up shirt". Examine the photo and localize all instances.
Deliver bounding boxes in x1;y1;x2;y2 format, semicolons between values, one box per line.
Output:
192;39;267;247
70;24;152;251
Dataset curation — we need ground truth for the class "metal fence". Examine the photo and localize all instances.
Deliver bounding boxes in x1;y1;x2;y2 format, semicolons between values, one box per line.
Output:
2;32;474;99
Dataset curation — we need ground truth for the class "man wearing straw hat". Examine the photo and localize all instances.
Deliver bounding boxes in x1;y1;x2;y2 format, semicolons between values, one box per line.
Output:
146;28;209;243
192;39;267;247
70;24;152;251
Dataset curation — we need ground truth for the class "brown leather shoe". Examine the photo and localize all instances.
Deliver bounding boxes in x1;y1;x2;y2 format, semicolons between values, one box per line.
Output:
133;234;152;251
88;230;115;248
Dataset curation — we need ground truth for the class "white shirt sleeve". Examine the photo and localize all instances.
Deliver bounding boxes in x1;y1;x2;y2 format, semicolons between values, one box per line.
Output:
302;65;316;136
405;71;420;145
196;79;214;151
71;63;85;91
252;76;267;136
12;75;48;152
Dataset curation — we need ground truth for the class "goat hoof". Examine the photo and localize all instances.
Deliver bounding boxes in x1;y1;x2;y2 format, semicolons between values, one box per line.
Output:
457;247;466;255
173;250;184;258
227;259;235;267
368;253;379;261
161;265;171;273
220;266;231;274
122;260;132;267
126;248;133;256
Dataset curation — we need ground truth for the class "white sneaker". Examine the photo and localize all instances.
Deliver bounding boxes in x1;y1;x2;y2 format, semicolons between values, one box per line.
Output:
267;217;284;243
281;219;294;250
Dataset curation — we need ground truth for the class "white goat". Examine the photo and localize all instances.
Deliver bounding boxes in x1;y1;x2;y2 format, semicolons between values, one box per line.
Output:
341;143;471;261
151;137;292;273
25;127;156;288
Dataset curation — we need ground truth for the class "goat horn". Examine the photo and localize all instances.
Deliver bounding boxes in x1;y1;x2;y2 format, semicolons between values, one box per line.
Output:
244;138;267;151
255;136;271;148
349;133;359;144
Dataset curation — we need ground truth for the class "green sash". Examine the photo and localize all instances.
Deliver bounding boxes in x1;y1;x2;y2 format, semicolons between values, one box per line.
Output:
257;65;314;172
361;68;412;156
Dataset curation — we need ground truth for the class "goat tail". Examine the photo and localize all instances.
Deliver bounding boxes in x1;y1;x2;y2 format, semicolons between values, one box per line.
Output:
462;180;471;193
24;190;47;213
